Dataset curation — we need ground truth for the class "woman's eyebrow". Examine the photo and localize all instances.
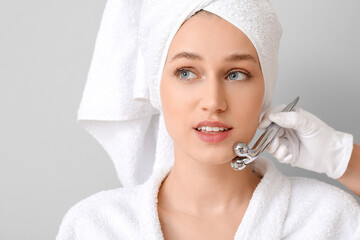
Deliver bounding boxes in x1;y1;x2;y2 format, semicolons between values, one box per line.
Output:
225;53;257;63
169;51;257;63
170;51;202;62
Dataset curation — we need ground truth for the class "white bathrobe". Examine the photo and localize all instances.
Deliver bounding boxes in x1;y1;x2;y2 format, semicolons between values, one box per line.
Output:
56;158;360;239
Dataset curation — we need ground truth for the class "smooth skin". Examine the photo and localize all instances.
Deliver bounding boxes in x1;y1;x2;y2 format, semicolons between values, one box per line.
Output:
158;10;263;240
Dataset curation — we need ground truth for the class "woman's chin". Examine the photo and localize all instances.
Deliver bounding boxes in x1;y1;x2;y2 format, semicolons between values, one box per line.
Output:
191;152;236;166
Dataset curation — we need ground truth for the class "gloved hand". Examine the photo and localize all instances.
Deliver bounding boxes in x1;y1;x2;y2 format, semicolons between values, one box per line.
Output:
258;105;354;179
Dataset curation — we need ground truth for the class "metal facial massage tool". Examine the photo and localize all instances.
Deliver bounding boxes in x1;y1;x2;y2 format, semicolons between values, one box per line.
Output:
231;96;300;170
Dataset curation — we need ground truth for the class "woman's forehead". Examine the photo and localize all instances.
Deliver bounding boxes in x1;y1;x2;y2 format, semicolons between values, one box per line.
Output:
166;10;259;63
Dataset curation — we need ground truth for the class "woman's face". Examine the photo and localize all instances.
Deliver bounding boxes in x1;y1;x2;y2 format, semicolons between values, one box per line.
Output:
160;11;264;165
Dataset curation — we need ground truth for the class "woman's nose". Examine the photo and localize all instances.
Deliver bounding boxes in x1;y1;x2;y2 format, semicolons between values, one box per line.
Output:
199;77;227;113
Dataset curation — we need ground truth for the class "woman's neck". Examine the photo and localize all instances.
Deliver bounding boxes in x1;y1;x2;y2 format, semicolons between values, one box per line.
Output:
157;147;262;217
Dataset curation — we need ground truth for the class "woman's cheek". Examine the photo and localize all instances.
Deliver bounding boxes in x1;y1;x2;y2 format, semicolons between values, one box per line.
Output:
161;79;185;139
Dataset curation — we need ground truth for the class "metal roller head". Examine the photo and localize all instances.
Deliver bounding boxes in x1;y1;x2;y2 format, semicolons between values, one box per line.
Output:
231;157;247;171
233;143;250;157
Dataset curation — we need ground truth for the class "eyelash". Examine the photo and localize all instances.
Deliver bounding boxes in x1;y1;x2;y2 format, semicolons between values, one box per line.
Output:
172;67;252;81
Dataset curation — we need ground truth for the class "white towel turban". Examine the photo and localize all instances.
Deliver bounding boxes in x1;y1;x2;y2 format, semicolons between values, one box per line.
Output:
77;0;282;186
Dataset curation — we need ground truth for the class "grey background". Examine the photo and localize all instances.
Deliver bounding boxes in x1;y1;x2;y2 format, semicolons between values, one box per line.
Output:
0;0;359;239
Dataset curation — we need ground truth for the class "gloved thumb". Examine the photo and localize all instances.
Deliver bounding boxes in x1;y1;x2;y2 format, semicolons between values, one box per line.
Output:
258;104;286;130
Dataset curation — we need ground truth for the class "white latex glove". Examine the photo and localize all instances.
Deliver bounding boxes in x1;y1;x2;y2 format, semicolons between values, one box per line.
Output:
258;105;354;179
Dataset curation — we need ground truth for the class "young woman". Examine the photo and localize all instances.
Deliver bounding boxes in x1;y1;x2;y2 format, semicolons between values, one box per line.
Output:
57;0;360;239
157;10;266;238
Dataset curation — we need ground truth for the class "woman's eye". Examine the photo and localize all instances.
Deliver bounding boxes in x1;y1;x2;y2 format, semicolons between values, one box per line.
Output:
179;70;197;79
227;71;248;81
174;68;197;80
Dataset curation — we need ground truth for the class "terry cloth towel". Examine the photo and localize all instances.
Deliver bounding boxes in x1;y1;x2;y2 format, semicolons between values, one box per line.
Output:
77;0;282;187
56;158;360;239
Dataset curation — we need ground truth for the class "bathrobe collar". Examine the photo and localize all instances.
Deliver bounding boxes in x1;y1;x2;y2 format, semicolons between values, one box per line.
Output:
138;158;291;239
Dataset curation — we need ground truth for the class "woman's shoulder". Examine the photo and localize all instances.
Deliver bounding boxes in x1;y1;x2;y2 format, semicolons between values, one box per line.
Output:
288;176;356;199
282;176;360;239
56;184;146;240
288;176;359;205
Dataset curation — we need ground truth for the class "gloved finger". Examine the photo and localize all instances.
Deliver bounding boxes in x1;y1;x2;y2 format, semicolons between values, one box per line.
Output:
265;106;302;129
266;135;280;154
277;128;285;138
273;144;289;160
265;127;285;153
258;104;286;130
272;137;290;161
283;153;293;164
269;111;316;136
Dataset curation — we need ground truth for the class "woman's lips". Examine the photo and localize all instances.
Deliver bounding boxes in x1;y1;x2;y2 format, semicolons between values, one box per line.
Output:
194;128;232;143
194;120;232;129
